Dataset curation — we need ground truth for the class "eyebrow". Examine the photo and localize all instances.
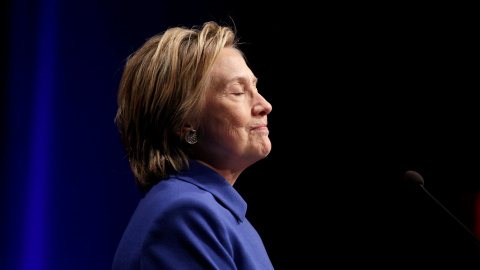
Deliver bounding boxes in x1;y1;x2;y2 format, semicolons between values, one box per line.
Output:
226;75;258;85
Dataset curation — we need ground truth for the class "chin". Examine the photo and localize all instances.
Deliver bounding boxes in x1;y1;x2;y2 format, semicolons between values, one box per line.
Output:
260;144;271;157
245;140;271;161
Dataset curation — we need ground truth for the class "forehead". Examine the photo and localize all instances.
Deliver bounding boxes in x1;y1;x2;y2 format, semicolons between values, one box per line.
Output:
210;47;254;84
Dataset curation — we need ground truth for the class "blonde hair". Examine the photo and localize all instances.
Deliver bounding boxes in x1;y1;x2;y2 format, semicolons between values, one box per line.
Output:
115;21;238;193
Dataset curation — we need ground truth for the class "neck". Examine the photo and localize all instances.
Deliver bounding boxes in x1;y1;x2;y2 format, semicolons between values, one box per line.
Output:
194;159;243;186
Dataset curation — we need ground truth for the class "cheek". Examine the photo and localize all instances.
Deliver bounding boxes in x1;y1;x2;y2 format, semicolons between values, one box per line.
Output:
215;114;245;137
203;108;249;141
207;103;248;128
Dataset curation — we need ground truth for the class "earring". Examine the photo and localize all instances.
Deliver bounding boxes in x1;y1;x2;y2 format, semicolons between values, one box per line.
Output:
185;129;198;144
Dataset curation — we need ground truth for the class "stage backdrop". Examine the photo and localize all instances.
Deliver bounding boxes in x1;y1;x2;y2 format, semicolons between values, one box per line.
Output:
1;1;479;269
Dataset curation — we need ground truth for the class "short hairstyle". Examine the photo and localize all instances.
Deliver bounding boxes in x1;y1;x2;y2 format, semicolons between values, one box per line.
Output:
115;21;238;193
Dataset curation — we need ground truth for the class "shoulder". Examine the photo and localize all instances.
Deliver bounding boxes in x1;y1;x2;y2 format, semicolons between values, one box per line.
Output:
140;180;230;243
145;177;215;207
142;178;225;223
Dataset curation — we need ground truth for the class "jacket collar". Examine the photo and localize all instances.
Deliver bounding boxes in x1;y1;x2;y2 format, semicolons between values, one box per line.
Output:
174;159;247;222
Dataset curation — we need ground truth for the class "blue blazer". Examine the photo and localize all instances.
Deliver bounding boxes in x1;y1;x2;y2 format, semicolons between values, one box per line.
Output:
112;160;274;269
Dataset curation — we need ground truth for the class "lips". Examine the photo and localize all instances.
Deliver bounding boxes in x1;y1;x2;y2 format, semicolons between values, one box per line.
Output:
252;124;268;130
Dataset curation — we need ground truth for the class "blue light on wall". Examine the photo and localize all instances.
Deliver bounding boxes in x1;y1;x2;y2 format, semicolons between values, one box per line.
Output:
1;1;154;269
8;0;58;269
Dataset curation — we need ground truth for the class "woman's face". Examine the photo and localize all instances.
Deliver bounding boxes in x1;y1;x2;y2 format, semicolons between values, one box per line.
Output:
195;47;272;172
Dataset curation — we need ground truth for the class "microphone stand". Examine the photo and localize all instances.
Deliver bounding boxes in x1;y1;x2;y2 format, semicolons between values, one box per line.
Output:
418;184;480;246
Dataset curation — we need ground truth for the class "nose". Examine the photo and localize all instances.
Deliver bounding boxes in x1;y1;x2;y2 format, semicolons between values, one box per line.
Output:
252;93;272;116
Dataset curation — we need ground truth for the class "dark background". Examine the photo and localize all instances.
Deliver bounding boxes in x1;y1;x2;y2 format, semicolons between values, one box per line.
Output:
1;1;479;269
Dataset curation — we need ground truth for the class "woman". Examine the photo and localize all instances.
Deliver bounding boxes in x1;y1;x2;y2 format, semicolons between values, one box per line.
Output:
112;21;274;269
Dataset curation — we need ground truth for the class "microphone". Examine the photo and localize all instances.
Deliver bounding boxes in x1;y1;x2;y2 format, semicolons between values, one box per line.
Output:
404;170;480;245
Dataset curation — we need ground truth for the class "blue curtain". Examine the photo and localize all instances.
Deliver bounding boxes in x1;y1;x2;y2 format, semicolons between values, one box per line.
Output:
2;1;142;269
